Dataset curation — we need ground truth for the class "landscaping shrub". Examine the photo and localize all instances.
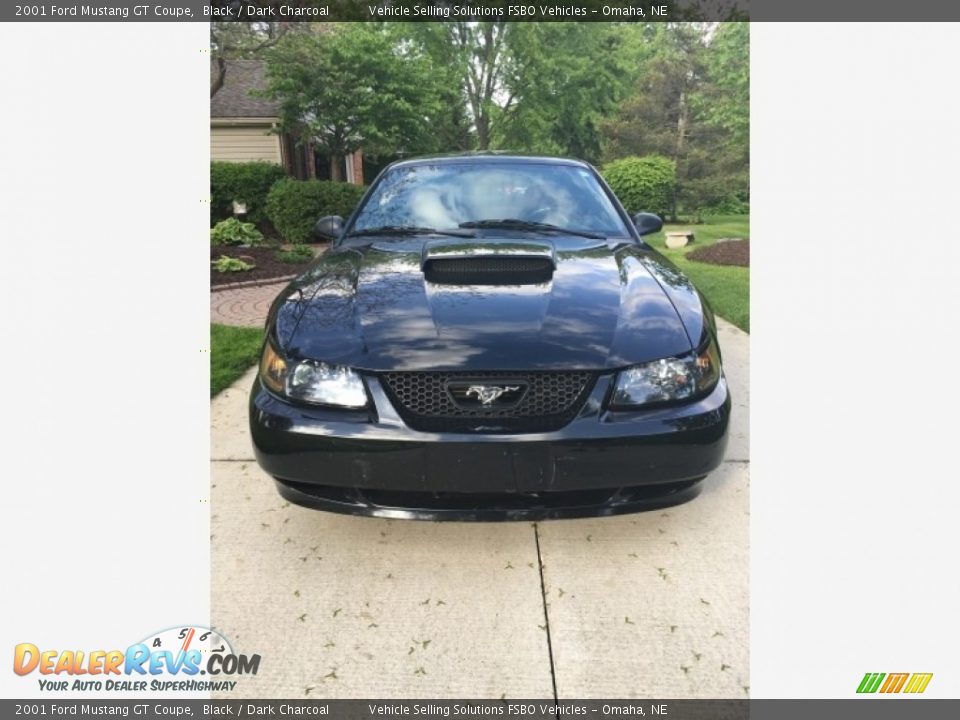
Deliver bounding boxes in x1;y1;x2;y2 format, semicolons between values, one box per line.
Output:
210;161;286;226
211;256;256;273
210;218;264;247
703;193;750;216
275;245;314;264
602;156;676;217
677;176;750;221
266;179;367;244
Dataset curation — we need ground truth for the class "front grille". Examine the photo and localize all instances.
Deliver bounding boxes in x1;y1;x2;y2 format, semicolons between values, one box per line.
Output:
380;370;594;433
423;257;554;285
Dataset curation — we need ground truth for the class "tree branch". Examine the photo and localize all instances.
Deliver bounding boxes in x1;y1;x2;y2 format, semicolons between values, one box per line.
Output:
210;56;227;98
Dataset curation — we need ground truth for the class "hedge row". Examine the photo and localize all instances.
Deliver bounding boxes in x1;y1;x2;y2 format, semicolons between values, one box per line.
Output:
601;155;676;217
211;162;367;242
210;162;286;226
265;179;367;243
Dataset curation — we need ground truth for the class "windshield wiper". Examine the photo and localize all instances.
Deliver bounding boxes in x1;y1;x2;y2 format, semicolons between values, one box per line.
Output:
345;225;475;238
458;219;606;240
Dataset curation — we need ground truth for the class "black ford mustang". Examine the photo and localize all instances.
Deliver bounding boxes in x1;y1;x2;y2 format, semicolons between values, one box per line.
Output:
249;155;730;520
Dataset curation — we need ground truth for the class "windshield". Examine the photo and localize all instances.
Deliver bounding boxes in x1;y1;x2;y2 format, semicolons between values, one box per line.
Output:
349;162;629;237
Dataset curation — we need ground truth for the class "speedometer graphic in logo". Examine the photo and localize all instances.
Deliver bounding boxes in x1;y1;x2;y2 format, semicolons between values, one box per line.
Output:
138;625;234;673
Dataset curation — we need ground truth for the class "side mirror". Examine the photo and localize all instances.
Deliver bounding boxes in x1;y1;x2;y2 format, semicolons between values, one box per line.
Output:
632;212;663;237
313;215;343;242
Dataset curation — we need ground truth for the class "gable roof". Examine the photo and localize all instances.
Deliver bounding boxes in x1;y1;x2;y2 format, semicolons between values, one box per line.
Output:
211;59;281;119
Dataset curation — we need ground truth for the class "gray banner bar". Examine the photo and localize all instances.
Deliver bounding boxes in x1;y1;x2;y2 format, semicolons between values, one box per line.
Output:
3;700;960;719
4;0;960;22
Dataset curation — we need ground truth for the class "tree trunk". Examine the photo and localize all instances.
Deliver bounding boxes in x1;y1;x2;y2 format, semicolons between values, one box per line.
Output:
210;56;227;98
675;90;688;158
672;90;689;222
329;154;343;182
306;139;316;180
476;114;490;150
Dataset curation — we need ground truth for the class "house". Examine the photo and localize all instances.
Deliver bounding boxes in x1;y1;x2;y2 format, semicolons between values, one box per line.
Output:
210;59;363;184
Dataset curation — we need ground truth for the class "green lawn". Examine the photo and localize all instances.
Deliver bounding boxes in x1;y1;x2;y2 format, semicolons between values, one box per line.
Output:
211;324;264;397
648;214;750;333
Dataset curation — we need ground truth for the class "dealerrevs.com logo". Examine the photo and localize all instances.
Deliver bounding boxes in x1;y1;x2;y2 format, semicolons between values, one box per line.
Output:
857;672;933;694
13;626;259;692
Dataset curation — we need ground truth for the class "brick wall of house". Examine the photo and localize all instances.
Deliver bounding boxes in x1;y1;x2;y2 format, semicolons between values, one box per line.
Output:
350;150;364;185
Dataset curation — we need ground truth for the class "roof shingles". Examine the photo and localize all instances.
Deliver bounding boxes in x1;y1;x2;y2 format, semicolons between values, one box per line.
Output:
211;59;280;119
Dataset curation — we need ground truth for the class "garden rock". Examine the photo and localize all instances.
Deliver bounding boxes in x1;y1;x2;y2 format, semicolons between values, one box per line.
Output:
665;231;695;249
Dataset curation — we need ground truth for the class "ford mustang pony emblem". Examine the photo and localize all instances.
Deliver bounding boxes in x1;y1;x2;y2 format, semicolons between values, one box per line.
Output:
465;385;520;405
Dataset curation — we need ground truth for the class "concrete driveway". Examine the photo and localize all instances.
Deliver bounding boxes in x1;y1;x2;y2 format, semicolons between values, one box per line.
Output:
210;319;749;698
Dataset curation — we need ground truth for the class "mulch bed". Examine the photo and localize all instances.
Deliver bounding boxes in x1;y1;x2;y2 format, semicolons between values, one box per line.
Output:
686;239;750;267
211;244;323;287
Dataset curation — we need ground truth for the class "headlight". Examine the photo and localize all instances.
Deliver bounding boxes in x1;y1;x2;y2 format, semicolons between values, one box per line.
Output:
610;337;721;408
259;342;368;408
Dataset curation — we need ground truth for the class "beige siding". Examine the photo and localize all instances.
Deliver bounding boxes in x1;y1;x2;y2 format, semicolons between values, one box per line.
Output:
211;124;282;164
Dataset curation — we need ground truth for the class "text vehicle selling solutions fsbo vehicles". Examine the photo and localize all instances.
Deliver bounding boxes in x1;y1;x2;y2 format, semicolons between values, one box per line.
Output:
249;155;731;520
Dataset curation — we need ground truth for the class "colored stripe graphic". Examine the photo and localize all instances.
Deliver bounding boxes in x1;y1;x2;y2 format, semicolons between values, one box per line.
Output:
880;673;909;693
857;673;885;693
903;673;933;694
858;672;933;694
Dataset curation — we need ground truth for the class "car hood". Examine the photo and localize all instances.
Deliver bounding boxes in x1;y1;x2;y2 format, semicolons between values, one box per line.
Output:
270;236;707;371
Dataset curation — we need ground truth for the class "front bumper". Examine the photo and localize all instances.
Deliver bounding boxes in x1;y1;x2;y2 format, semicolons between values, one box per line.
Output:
249;373;730;520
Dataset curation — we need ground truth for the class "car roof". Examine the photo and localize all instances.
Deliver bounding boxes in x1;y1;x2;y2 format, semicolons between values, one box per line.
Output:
385;152;594;171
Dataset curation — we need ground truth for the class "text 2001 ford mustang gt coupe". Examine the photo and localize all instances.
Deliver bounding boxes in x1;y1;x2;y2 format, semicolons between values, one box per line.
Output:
250;155;730;520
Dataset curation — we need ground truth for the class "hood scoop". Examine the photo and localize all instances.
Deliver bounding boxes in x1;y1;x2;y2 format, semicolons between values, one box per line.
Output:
422;239;555;286
424;256;554;285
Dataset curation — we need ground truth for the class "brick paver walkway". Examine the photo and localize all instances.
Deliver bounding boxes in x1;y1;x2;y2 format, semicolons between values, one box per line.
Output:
210;281;288;328
212;245;328;328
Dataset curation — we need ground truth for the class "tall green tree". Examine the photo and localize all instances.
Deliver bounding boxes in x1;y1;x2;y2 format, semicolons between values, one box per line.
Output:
262;25;440;180
698;22;749;146
397;22;631;162
601;24;708;163
493;23;632;162
689;22;749;215
398;22;511;151
601;23;749;220
384;23;473;152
